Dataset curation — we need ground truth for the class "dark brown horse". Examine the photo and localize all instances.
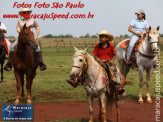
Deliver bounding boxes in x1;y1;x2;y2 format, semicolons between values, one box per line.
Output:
13;24;39;104
0;31;7;83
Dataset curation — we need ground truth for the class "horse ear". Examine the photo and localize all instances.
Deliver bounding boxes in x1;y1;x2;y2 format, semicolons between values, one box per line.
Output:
156;26;160;31
74;46;79;52
84;46;89;53
23;23;27;30
149;26;151;32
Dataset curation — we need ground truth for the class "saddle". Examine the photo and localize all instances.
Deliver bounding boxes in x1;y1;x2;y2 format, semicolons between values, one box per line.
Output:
101;62;116;83
119;34;146;67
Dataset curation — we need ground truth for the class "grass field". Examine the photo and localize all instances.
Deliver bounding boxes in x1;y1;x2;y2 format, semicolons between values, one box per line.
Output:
0;38;163;105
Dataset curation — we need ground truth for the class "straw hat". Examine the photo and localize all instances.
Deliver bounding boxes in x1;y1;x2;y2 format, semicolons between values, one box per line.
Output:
19;8;32;15
97;30;114;41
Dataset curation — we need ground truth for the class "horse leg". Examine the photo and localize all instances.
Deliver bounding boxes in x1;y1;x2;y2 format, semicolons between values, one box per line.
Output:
100;93;107;122
118;60;125;77
97;100;102;122
124;64;130;78
21;75;25;98
138;67;144;103
115;94;120;122
14;71;22;105
88;95;93;122
1;62;4;82
146;69;152;103
26;73;32;104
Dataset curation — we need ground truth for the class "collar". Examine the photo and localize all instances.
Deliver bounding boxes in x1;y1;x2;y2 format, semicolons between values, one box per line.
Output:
99;42;110;49
136;18;145;22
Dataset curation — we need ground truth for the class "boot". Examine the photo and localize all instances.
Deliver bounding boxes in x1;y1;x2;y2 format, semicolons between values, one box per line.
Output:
116;83;125;95
38;52;47;71
4;51;14;71
67;79;79;88
114;70;125;95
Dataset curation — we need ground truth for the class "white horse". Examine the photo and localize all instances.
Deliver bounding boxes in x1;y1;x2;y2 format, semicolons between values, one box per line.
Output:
70;47;123;122
116;26;160;103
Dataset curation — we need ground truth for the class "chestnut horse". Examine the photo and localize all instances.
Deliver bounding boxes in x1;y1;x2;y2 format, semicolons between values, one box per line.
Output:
13;24;39;104
0;31;6;83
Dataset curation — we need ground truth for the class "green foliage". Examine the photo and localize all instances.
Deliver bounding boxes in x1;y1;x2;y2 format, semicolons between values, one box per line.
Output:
160;33;163;37
42;34;53;38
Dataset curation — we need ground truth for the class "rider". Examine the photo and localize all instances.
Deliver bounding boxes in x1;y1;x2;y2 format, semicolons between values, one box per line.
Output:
93;30;125;95
0;21;11;56
4;8;47;71
126;9;149;64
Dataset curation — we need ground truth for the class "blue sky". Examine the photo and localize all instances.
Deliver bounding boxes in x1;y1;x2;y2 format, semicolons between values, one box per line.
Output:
1;0;163;38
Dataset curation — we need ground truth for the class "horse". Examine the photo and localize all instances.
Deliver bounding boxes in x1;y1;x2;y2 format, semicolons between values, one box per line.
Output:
70;47;123;122
0;31;7;83
13;24;39;104
116;26;160;103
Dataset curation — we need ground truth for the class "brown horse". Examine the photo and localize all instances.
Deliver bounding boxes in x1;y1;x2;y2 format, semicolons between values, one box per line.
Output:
0;31;7;83
13;24;39;104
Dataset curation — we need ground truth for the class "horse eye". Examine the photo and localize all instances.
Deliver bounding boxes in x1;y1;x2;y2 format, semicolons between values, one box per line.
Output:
148;36;151;40
79;59;83;62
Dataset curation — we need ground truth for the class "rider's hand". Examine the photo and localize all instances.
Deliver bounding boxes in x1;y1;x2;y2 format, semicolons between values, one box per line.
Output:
136;32;143;36
109;60;114;64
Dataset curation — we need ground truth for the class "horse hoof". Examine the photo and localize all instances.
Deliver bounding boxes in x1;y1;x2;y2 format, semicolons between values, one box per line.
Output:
27;100;32;105
147;99;152;103
122;92;127;97
15;100;19;105
138;100;144;104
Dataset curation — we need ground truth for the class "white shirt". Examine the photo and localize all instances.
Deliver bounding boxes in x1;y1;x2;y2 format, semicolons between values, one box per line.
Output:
0;22;7;31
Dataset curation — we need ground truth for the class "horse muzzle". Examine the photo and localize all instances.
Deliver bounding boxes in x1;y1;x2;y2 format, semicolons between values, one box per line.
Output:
29;41;38;50
153;48;160;53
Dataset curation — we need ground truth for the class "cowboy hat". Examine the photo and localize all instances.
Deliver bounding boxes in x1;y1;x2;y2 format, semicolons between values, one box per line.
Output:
97;30;114;41
19;8;32;15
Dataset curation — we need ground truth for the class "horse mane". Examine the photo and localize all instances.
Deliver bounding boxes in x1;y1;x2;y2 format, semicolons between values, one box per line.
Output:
86;53;99;67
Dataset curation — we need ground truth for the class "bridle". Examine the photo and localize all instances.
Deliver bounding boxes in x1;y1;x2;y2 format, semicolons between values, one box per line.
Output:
72;52;102;87
137;33;158;59
72;52;88;85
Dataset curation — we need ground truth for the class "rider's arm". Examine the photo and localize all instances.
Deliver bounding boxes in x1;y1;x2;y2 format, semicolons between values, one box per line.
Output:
34;26;40;40
128;25;143;36
16;21;21;33
94;55;101;62
34;20;40;40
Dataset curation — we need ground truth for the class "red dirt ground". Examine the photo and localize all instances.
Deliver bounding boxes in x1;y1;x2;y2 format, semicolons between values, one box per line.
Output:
0;99;163;122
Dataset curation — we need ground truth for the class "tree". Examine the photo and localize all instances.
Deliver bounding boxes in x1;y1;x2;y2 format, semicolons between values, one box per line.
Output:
91;35;98;38
119;35;123;38
42;34;53;38
124;34;129;38
84;33;90;38
160;34;163;37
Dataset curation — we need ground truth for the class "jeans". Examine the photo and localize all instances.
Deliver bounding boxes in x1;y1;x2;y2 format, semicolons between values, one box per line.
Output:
10;39;41;52
126;35;140;60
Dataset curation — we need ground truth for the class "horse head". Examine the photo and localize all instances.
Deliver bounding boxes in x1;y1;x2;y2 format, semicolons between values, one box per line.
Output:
147;26;160;54
18;23;38;50
70;46;89;80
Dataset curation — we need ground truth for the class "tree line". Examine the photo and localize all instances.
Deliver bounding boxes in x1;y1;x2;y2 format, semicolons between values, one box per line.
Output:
6;33;163;38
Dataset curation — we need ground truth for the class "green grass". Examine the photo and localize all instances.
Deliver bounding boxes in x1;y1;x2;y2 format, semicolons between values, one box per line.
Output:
0;38;163;105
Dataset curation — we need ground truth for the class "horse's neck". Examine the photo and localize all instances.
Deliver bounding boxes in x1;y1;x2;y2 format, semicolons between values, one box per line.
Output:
139;37;152;55
86;54;101;79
